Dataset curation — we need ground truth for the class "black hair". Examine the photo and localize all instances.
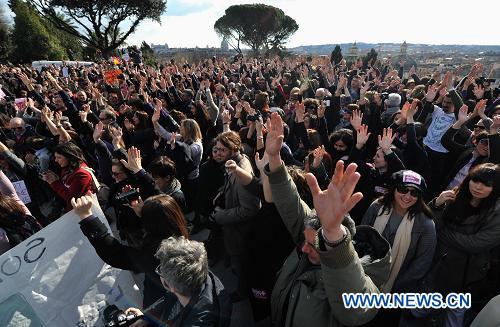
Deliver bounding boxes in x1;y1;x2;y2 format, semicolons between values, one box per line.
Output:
443;163;500;224
54;142;86;172
377;183;433;220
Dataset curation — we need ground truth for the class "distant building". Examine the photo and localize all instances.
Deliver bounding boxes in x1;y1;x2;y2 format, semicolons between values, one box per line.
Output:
400;41;408;57
345;42;360;64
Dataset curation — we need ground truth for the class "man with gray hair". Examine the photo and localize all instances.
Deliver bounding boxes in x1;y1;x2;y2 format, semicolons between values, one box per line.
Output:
380;93;401;126
126;237;232;326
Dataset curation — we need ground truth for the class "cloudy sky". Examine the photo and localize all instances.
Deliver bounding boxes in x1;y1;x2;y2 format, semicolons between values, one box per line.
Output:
2;0;499;47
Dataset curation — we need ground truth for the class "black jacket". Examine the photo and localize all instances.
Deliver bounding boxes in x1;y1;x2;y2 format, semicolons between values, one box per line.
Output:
79;215;165;308
142;271;232;327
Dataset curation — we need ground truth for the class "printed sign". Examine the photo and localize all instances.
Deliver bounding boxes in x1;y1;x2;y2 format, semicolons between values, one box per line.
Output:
12;180;31;204
0;196;141;326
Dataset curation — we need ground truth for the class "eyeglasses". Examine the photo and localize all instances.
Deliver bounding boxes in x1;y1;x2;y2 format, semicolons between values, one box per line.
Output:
155;264;163;277
11;126;24;131
212;147;228;153
112;171;125;176
396;185;420;197
155;264;170;288
474;125;486;130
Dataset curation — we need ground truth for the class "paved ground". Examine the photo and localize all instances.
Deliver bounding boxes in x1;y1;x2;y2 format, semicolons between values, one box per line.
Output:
191;228;258;327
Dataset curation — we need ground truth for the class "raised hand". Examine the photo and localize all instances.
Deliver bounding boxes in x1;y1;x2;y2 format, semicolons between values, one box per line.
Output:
312;145;326;169
473;83;485;99
265;112;284;158
152;104;161;124
305;161;363;241
317;103;326;118
71;195;94;220
93;121;105;143
378;128;396;152
295;102;305;123
356;124;371;149
474;99;487;119
255;151;269;172
350;109;363;131
124;118;134;131
425;84;438;102
456;104;471;125
120;147;143;173
221;109;231;125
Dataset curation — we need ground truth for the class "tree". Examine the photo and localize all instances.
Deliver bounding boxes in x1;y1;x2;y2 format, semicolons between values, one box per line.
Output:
0;5;12;61
330;45;342;66
214;4;298;57
362;48;378;69
140;41;157;66
10;0;65;62
42;13;84;60
27;0;167;57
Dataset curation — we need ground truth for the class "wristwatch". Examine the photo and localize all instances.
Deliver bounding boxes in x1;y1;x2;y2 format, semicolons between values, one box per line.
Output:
315;227;347;250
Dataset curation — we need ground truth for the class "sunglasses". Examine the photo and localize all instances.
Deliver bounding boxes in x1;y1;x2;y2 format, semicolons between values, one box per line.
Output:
474;125;486;130
396;185;420;197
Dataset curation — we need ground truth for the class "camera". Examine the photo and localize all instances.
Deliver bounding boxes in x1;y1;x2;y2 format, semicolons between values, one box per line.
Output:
246;112;261;122
115;189;140;205
103;305;141;327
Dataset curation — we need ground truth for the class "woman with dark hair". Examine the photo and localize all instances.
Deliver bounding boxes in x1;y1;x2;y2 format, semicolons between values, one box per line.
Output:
361;170;436;327
362;170;436;293
123;110;156;163
41;142;95;212
71;193;189;308
417;163;500;324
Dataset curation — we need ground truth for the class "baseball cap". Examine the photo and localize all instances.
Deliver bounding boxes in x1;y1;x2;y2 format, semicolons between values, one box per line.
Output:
392;170;427;193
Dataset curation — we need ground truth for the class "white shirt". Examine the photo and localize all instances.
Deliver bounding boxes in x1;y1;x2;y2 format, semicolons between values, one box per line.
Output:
423;105;456;153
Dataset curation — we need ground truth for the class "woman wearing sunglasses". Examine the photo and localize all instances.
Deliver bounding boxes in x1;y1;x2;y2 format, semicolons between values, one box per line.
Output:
362;170;436;294
361;170;436;326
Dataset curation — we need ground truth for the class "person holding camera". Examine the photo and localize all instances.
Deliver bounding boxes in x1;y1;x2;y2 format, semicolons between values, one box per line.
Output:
123;236;232;327
72;192;189;308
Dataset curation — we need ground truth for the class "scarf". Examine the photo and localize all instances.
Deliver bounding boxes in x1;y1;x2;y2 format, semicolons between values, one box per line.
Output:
373;206;414;292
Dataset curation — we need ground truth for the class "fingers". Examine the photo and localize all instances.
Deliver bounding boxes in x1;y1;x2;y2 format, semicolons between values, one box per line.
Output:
331;160;345;186
71;197;77;209
345;192;364;213
305;173;321;196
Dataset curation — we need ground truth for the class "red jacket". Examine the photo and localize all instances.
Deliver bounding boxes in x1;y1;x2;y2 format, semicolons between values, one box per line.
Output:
49;163;95;212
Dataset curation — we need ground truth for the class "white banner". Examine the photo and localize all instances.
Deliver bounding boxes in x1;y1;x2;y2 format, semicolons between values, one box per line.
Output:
0;198;141;326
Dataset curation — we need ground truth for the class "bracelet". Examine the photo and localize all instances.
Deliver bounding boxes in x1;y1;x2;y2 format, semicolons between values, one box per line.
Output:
321;227;347;248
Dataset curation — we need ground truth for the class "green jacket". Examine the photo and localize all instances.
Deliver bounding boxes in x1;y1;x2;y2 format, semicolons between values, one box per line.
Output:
266;163;391;327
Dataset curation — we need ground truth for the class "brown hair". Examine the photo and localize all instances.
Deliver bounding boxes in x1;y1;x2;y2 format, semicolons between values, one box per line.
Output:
215;131;242;152
0;195;27;223
141;194;189;241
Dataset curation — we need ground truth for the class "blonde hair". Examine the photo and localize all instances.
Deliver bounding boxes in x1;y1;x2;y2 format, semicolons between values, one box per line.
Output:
181;119;202;144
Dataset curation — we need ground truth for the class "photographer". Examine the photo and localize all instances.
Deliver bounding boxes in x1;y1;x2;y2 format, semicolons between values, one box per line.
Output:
123;237;232;327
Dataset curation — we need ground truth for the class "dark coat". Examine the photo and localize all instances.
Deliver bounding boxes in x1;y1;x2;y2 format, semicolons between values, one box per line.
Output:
79;216;165;308
143;271;232;327
426;199;500;305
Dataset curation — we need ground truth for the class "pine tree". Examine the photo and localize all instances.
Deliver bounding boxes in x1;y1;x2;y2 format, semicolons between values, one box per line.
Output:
9;0;65;62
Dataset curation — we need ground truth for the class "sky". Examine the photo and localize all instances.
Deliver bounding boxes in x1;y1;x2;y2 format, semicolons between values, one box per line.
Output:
1;0;499;48
126;0;500;48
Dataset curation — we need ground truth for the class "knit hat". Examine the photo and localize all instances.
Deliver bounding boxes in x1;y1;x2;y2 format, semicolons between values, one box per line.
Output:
385;93;401;108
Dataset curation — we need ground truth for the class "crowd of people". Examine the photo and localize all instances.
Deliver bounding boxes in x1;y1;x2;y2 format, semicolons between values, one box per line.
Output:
0;53;499;326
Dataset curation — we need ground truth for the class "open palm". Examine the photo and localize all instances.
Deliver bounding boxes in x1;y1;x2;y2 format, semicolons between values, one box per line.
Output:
305;161;363;233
